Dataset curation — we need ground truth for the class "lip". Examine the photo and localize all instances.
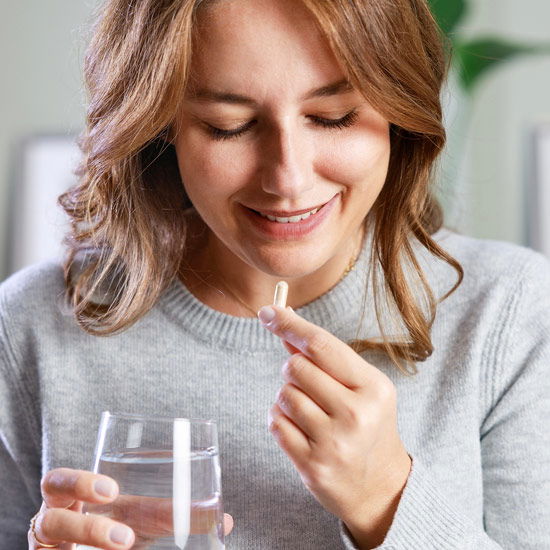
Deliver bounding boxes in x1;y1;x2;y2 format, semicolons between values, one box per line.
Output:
240;193;340;240
247;202;328;217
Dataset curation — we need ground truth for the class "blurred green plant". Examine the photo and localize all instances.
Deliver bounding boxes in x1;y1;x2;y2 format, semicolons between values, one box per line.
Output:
428;0;550;92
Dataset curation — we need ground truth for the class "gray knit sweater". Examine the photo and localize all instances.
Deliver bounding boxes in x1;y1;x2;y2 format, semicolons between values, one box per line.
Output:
1;227;549;549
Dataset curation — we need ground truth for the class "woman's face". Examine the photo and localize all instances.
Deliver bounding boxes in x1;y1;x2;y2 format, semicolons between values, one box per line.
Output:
174;0;390;279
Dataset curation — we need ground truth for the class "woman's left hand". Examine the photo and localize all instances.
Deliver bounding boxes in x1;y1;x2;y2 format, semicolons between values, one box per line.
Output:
258;305;412;543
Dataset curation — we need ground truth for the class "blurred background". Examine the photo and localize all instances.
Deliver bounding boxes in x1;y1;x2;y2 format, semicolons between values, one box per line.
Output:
0;0;549;282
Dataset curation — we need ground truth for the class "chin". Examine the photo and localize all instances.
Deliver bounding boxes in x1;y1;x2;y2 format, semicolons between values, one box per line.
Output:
248;244;334;278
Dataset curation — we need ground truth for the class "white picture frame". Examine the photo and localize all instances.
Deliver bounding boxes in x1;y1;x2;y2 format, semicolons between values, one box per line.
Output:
8;134;81;274
528;125;550;259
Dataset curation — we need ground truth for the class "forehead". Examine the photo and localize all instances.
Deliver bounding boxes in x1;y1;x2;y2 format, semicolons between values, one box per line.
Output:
188;0;347;99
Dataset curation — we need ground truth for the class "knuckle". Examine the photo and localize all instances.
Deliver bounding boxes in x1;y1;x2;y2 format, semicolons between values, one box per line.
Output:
342;402;362;425
268;415;282;434
41;468;66;498
277;387;293;411
272;423;291;446
374;378;397;404
40;473;50;494
37;508;58;541
327;433;347;456
307;332;331;356
285;354;307;379
305;460;329;490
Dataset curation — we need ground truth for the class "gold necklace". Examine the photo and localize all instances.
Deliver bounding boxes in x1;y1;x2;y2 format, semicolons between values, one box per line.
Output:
217;244;361;317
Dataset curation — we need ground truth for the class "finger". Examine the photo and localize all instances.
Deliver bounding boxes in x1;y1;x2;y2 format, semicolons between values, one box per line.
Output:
275;382;329;441
35;507;134;549
281;338;299;355
259;305;369;388
41;468;119;508
282;353;350;416
268;403;311;467
102;494;226;537
224;513;234;536
281;307;301;355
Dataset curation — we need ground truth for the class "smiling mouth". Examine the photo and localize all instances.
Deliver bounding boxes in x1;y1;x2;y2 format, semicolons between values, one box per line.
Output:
247;199;331;224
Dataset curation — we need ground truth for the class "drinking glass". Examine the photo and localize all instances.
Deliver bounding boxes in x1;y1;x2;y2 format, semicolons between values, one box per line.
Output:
81;411;224;549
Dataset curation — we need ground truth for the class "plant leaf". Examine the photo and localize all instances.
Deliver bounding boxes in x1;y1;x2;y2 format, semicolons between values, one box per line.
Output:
427;0;467;35
455;38;550;92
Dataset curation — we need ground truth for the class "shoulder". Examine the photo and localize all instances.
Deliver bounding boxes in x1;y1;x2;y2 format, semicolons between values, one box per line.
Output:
0;261;73;365
433;227;549;272
0;260;67;319
427;227;550;299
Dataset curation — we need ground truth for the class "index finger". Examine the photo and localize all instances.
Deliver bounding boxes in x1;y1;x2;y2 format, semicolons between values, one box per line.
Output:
258;305;369;388
41;468;119;508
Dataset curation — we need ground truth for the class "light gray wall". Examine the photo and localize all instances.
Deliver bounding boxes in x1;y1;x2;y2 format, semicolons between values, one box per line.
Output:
1;0;549;281
444;0;550;245
0;0;99;279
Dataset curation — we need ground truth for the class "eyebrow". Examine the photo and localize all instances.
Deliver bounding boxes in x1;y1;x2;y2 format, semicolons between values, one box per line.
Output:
186;78;355;105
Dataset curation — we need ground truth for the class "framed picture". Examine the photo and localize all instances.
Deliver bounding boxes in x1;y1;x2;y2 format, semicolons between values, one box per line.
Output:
7;134;81;274
527;125;550;259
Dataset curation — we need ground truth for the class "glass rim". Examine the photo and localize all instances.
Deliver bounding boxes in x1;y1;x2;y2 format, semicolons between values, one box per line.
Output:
102;411;217;425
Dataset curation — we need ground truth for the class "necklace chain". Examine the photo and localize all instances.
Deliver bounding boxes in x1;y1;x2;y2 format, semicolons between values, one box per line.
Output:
218;245;361;317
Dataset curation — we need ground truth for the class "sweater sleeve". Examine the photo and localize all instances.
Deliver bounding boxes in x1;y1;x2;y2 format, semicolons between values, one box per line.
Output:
0;284;43;545
338;249;550;550
0;438;38;546
477;250;550;548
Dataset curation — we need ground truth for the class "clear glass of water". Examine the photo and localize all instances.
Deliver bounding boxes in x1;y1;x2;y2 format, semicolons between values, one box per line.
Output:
83;411;224;549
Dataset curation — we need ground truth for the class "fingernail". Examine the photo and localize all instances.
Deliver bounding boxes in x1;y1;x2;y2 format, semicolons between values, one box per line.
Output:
110;524;133;545
94;478;117;498
258;306;276;325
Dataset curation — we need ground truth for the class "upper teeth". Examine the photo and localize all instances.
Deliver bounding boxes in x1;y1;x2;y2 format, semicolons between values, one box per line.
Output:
259;207;319;223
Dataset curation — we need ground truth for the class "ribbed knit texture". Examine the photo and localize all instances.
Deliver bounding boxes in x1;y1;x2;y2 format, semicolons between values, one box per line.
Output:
1;227;549;549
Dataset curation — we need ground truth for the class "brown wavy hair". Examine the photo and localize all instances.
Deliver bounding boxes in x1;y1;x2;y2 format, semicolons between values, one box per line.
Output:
60;0;463;375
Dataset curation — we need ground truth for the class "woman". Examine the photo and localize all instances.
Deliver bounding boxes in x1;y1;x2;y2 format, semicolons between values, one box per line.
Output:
1;0;549;548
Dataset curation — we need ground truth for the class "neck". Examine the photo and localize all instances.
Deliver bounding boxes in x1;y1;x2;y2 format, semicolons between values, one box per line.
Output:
179;211;366;317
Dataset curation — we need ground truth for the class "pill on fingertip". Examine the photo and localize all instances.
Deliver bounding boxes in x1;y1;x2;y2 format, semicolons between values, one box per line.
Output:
273;281;288;308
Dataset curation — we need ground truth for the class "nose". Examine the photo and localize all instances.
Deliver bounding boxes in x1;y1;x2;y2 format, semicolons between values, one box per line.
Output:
259;119;314;199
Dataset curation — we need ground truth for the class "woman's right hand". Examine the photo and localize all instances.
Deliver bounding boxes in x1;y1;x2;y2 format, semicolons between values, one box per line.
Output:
29;467;135;549
30;468;234;549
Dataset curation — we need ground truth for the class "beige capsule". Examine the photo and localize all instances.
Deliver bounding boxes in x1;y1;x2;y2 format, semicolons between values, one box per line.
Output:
273;281;289;308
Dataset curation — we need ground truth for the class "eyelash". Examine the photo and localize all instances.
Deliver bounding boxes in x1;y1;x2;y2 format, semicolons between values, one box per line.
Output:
205;110;359;141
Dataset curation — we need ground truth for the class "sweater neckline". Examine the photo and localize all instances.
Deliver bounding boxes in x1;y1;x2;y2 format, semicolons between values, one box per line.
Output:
158;226;374;351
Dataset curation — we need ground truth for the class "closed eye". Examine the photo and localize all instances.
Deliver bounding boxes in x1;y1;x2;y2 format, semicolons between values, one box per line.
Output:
205;109;359;141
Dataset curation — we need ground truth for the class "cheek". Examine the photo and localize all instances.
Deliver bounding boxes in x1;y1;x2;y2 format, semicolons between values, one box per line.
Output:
316;122;390;187
176;132;250;205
